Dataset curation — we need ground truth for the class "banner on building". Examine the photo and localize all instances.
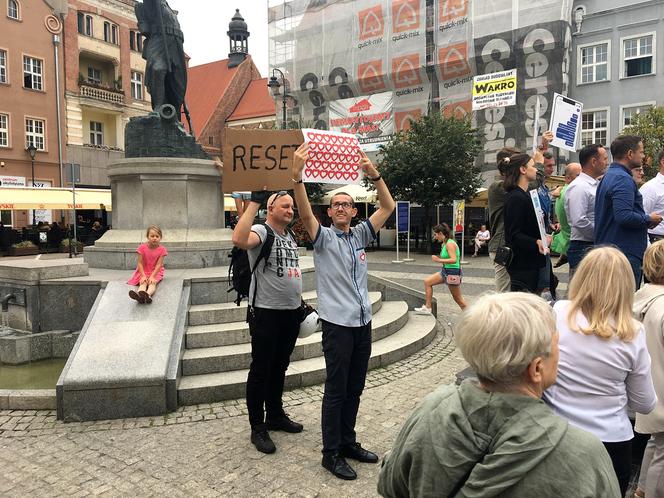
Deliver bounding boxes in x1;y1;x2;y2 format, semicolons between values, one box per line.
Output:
549;93;583;152
472;69;517;111
302;128;363;185
0;176;26;188
329;92;394;151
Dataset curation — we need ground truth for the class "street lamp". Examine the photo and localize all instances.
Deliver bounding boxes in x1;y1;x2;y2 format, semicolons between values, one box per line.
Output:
267;68;289;130
26;144;37;225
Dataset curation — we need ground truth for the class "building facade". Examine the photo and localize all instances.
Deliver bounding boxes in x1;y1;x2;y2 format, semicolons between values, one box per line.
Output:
62;0;150;188
570;0;664;152
0;0;68;227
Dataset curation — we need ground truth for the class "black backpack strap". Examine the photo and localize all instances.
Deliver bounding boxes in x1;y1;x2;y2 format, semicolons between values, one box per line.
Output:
250;224;275;311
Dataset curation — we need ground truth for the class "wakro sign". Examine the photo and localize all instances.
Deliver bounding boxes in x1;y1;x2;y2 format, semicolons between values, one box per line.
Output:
329;92;394;151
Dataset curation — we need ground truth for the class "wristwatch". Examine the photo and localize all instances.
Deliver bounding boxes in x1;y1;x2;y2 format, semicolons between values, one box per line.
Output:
368;174;382;182
292;178;304;184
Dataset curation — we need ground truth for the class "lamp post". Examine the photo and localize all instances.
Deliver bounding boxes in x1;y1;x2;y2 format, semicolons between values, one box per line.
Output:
26;144;37;225
267;68;288;130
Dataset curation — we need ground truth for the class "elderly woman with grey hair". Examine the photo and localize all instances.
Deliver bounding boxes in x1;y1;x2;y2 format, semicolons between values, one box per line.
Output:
377;293;620;498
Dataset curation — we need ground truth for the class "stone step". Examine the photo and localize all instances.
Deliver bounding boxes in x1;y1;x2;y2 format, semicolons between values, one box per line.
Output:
177;311;437;405
181;301;408;376
185;291;383;348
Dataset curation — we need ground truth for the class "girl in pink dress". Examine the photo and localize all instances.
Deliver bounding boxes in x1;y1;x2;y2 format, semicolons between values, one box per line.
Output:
128;225;168;304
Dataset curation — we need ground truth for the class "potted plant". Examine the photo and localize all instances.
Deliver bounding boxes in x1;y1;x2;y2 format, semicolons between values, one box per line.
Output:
59;239;84;253
9;241;39;256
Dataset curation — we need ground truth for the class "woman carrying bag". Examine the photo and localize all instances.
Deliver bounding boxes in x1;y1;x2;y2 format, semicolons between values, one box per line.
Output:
415;223;466;314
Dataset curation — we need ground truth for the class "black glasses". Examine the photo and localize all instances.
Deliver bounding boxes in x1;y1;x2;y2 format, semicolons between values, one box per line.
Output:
330;201;354;210
269;191;288;207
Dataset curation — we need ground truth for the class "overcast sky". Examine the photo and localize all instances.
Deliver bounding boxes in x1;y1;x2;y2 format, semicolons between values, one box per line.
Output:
168;0;270;76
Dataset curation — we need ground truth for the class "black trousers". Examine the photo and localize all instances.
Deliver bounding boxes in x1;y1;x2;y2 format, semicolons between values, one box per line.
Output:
321;320;372;454
246;307;300;428
507;267;541;293
603;439;632;497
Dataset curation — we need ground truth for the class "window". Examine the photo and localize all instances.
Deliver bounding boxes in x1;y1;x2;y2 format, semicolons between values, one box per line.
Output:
25;117;45;151
0;49;7;84
7;0;19;20
0;210;11;226
131;71;143;100
89;121;103;145
0;113;8;147
23;56;43;90
579;42;609;83
581;110;608;147
621;103;654;129
104;21;118;45
87;66;101;85
623;34;655;77
77;12;93;36
130;30;143;52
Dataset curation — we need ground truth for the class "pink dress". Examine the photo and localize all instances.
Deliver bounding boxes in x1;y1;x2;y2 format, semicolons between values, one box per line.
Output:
127;243;168;285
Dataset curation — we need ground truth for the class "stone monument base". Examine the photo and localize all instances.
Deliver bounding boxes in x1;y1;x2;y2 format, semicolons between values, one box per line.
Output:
84;229;234;269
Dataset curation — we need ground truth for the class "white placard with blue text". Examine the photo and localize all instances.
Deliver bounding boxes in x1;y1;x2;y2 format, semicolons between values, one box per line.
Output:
549;93;583;152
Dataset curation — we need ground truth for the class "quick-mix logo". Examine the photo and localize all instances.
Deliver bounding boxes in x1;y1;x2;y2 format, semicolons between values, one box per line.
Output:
439;0;468;28
393;54;422;89
443;100;472;119
358;5;384;47
358;60;386;93
395;109;422;131
392;0;421;41
439;43;472;81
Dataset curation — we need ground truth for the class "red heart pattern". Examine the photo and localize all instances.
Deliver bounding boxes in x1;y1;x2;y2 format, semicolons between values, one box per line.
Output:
302;129;362;184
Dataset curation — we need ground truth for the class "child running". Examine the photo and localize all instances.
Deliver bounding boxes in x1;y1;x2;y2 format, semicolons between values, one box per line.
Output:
128;225;168;304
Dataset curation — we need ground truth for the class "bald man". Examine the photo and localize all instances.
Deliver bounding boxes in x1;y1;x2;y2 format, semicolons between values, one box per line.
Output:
232;190;304;454
551;163;582;267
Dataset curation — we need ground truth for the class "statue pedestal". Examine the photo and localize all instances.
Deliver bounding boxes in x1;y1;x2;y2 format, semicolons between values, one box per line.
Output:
84;157;234;269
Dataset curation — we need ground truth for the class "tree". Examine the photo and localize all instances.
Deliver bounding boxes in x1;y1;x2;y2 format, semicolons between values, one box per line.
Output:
624;106;664;180
376;111;483;251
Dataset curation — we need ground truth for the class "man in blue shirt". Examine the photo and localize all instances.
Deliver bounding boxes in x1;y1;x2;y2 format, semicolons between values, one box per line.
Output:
292;143;395;481
594;135;663;286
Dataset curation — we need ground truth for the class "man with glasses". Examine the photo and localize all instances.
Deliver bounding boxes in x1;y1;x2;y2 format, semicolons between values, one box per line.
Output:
232;189;303;454
292;143;396;480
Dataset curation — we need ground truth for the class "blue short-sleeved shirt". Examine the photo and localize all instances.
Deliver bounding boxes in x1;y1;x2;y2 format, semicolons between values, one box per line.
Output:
313;220;376;327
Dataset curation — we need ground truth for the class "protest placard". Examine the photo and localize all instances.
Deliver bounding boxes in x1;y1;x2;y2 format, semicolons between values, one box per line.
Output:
221;129;304;192
471;69;517;111
549;93;583;152
302;128;363;185
529;190;549;251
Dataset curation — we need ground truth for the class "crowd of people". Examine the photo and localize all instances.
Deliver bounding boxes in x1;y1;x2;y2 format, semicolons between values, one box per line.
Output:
216;132;664;495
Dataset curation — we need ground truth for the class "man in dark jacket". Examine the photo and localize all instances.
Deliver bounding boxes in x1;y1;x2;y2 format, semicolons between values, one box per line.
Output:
594;135;663;287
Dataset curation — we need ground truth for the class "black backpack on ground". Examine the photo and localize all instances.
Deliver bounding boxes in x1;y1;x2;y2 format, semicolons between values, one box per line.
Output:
227;224;275;307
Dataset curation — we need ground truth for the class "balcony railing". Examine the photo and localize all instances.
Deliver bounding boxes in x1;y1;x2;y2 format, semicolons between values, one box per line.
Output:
80;84;124;105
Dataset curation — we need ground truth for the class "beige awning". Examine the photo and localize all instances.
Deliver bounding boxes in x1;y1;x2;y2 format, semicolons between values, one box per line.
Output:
320;184;378;205
0;187;112;210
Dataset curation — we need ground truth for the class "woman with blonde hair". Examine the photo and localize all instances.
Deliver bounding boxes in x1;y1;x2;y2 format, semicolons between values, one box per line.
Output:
543;246;656;496
634;240;664;498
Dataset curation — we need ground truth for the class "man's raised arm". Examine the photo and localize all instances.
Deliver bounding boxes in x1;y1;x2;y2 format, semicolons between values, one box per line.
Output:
363;152;396;233
231;191;268;250
292;143;320;241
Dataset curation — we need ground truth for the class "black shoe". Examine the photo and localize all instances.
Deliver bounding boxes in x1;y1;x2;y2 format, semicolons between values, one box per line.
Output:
341;442;379;463
265;414;303;433
553;255;568;268
321;453;357;480
250;425;276;454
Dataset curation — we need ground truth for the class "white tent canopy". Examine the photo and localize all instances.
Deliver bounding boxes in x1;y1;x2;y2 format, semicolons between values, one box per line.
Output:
319;184;377;205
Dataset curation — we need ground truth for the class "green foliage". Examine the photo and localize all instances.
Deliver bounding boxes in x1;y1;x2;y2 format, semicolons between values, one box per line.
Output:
11;241;37;248
377;111;483;209
624;106;664;180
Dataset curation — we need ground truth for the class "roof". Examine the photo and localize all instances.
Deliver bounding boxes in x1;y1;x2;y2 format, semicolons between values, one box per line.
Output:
227;78;276;122
185;59;239;135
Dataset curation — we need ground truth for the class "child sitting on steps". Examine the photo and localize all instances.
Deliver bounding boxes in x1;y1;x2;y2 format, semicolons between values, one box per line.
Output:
128;225;168;304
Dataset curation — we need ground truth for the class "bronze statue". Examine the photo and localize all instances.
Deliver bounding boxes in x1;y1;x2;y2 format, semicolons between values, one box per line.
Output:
135;0;193;132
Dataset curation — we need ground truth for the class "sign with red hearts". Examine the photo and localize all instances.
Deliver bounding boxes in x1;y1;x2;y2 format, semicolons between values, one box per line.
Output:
302;128;363;185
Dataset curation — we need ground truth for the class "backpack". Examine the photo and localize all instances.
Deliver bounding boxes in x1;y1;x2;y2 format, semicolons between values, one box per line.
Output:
227;224;275;306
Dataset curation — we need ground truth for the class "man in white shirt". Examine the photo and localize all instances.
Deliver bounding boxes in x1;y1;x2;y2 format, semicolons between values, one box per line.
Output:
565;144;609;274
640;150;664;243
472;225;490;257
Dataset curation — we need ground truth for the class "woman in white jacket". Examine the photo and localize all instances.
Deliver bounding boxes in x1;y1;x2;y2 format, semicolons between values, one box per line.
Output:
634;240;664;498
543;246;656;496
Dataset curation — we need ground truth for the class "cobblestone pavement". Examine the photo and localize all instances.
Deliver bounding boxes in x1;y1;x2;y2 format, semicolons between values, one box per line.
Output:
0;252;569;497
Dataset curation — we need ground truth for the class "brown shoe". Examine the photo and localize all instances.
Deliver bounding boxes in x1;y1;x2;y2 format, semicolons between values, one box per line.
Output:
129;290;144;303
139;291;152;304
